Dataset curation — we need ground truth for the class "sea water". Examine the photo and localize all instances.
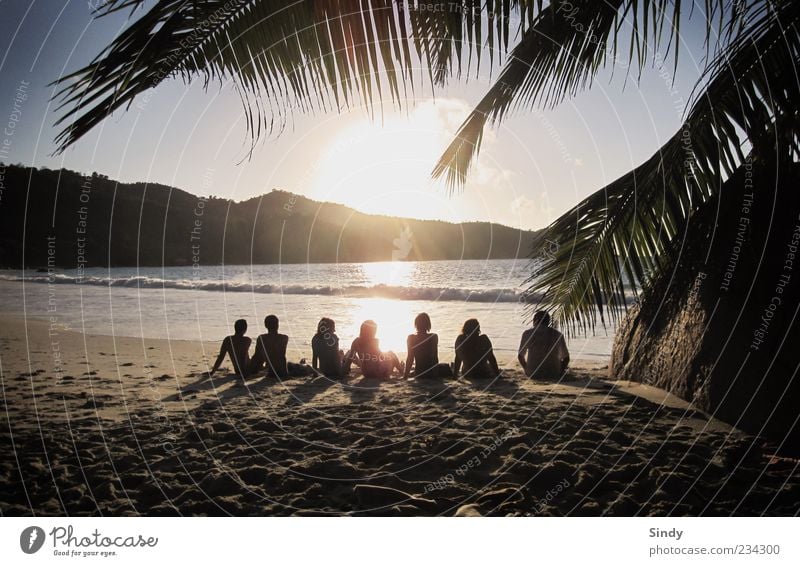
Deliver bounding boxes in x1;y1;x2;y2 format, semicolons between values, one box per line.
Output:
0;259;614;363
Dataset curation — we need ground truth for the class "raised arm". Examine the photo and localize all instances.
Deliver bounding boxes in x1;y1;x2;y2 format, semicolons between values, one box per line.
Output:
404;336;414;378
210;337;231;376
453;337;462;376
517;331;529;372
485;336;500;376
558;333;570;372
345;339;361;366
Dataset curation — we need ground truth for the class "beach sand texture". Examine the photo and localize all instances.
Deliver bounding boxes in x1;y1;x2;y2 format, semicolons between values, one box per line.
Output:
1;317;798;516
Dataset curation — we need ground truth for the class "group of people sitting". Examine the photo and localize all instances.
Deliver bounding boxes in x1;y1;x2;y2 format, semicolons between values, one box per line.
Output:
210;310;569;382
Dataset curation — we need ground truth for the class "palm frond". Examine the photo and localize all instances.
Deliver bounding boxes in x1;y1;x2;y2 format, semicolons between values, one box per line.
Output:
527;0;800;331
433;0;628;186
52;0;543;153
432;0;750;188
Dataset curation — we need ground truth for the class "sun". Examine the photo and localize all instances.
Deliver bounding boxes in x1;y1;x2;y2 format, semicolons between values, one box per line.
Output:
309;100;470;221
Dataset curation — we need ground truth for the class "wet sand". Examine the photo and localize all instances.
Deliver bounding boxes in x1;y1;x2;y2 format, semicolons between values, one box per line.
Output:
1;317;798;516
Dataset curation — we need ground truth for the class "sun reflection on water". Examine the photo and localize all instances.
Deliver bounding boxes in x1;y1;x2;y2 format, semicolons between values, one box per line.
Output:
336;298;416;353
360;261;416;288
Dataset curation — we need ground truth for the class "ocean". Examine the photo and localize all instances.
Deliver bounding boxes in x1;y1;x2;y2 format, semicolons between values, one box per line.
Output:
0;259;614;362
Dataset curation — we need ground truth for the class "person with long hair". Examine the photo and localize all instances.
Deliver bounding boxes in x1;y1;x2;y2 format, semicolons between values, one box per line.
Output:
404;312;450;378
453;318;500;379
312;317;344;378
345;320;404;379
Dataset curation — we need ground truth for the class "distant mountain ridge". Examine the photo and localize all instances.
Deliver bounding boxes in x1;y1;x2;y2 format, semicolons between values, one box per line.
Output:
0;164;540;268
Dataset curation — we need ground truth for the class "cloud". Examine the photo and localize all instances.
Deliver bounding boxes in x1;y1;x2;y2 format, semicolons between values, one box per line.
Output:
509;191;555;228
511;195;535;215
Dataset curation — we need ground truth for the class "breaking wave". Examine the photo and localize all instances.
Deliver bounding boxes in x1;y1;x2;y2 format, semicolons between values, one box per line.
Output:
0;273;530;303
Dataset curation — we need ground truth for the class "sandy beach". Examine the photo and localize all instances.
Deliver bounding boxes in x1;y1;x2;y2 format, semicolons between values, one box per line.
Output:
1;316;798;516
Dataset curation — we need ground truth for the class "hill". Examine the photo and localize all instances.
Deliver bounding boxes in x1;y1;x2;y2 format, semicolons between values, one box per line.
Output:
0;164;539;268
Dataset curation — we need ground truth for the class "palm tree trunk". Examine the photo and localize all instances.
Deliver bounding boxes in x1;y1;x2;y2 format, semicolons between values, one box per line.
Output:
610;155;800;456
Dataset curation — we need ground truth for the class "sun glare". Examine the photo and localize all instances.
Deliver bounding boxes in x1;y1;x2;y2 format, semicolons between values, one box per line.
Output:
361;261;415;287
337;263;417;351
309;100;471;221
339;298;415;353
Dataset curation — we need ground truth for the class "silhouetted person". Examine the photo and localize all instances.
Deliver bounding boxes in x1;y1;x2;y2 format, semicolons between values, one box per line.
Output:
518;310;569;380
454;318;500;379
312;317;344;378
404;312;447;378
210;319;251;379
249;314;289;378
345;320;404;379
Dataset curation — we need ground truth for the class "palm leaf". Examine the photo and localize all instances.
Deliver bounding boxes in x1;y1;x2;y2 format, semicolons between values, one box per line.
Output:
527;0;800;331
431;0;751;187
52;0;543;153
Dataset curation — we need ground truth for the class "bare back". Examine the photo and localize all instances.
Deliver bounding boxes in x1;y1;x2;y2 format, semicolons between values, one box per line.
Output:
519;326;568;379
254;333;289;377
407;333;439;376
455;334;496;379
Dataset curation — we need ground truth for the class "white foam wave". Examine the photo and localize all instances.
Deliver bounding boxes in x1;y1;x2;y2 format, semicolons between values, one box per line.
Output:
0;273;529;303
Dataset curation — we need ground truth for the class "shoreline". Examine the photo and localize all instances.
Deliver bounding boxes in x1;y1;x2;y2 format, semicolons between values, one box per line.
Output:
0;313;609;362
0;260;541;273
0;267;616;359
1;316;798;516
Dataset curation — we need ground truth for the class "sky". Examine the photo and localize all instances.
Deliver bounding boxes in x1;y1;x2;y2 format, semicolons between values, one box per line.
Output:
0;0;712;230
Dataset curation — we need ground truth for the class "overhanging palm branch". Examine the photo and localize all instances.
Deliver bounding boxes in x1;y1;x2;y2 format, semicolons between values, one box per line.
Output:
431;0;754;186
52;0;543;153
52;0;734;155
526;0;800;330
